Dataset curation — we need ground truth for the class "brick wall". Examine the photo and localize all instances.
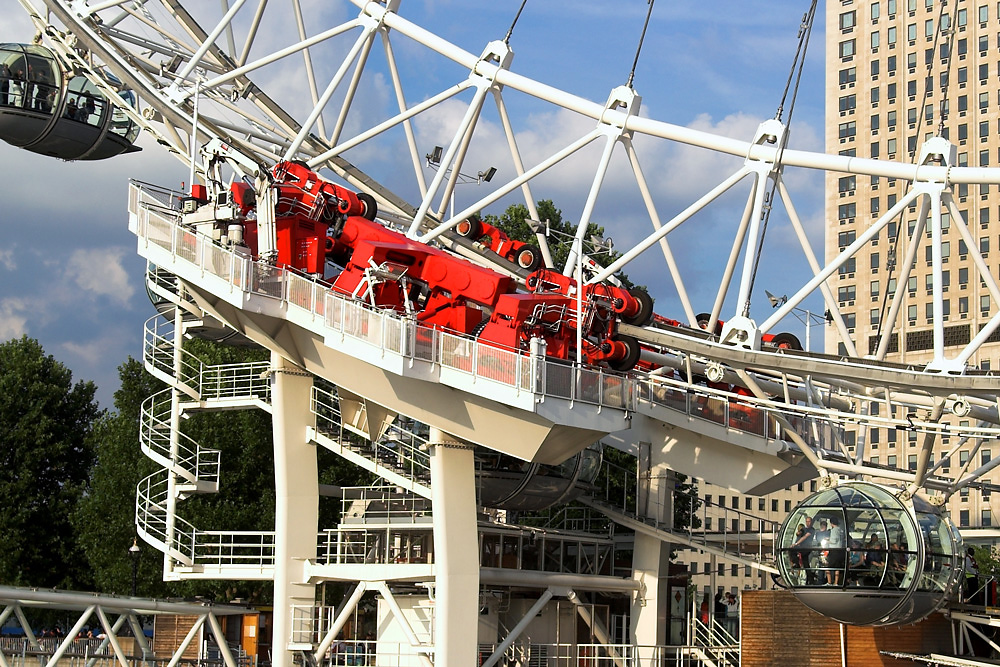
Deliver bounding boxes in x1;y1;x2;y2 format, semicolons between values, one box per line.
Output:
740;590;952;667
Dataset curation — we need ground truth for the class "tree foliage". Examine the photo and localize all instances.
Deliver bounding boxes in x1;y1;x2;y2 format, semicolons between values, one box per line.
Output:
481;200;637;288
74;357;164;596
0;336;100;589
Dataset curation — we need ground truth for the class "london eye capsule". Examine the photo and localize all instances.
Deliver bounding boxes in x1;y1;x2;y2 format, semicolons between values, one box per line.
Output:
0;43;140;160
776;481;963;626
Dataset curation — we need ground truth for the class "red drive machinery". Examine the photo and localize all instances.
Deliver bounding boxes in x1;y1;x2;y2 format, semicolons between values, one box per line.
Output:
213;161;653;371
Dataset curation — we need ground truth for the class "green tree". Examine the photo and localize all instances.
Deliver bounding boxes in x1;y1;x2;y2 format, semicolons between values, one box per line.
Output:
0;336;100;589
74;357;165;597
481;200;637;289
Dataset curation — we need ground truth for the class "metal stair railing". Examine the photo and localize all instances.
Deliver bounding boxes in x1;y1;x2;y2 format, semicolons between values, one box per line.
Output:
310;384;432;492
143;314;202;400
582;458;780;574
139;388;221;488
136;471;276;571
143;314;272;406
691;618;739;667
135;471;197;565
134;274;277;574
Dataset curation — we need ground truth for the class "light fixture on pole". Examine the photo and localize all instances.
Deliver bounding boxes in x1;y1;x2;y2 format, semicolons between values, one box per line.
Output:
425;145;496;219
766;290;831;352
129;538;140;597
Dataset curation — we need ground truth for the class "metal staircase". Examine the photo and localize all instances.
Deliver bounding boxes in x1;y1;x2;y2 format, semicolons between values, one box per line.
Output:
136;273;438;576
309;384;432;498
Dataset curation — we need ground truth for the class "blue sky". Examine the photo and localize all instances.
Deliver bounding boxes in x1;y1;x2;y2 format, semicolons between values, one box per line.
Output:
0;0;827;409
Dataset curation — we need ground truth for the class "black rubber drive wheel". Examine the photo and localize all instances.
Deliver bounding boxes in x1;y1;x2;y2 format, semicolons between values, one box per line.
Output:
358;192;378;220
515;245;542;271
455;218;483;239
694;313;719;336
767;332;803;351
608;334;642;372
623;288;655;326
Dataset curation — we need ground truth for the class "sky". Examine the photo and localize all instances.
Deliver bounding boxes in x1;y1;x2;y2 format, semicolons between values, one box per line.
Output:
0;0;827;409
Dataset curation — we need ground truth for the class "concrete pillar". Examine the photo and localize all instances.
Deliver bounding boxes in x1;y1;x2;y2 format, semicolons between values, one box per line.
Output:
428;428;480;667
630;444;674;647
269;353;318;667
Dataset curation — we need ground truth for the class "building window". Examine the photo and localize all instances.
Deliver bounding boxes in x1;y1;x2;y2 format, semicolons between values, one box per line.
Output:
981;4;990;23
839;175;857;192
842;11;857;30
888;26;898;45
983;510;993;528
872;2;881;20
960;510;970;527
840;94;857;112
840;67;857;85
959;66;968;84
839;203;857;219
841;39;857;58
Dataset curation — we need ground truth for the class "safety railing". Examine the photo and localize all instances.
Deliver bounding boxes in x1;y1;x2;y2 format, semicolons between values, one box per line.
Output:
315;525;433;567
135;471;197;564
193;531;276;568
310;385;432;484
143;314;203;397
130;181;637;413
136;471;275;569
0;637;150;667
636;374;846;450
139;388;220;487
691;618;739;666
284;622;722;667
144;313;271;403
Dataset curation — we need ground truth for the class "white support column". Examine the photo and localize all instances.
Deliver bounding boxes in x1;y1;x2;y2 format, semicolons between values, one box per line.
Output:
270;353;318;667
428;428;479;667
629;447;673;647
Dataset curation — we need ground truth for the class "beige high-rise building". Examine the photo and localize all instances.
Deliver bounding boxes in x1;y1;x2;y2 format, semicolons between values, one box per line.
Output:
684;0;1000;600
824;0;1000;540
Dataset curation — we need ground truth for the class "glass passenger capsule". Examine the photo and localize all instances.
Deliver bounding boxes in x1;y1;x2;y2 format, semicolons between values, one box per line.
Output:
777;481;963;626
0;43;140;160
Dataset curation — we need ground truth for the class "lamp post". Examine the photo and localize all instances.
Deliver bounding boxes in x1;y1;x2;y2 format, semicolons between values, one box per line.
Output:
129;538;140;597
424;145;496;219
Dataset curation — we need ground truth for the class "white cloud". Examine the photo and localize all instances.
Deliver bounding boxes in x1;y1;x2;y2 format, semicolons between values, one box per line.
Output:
0;298;28;339
0;248;15;271
63;247;136;307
